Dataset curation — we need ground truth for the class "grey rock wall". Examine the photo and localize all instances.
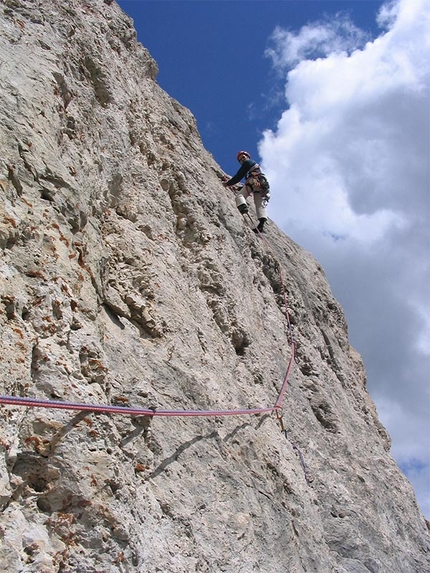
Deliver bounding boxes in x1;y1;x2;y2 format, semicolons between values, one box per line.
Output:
0;1;429;571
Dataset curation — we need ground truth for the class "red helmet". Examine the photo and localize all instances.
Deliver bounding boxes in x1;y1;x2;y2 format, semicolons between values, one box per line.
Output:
237;150;250;162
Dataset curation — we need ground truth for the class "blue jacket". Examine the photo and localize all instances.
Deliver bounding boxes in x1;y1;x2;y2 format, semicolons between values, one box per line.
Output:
225;159;257;186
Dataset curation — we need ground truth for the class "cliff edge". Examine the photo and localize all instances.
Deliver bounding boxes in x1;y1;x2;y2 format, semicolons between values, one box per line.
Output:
0;1;429;572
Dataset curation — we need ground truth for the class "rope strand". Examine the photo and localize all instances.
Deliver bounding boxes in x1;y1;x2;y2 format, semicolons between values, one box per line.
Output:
0;395;280;418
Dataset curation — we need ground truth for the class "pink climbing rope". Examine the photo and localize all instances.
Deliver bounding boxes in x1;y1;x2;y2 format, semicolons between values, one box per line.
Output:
248;211;296;410
0;395;282;417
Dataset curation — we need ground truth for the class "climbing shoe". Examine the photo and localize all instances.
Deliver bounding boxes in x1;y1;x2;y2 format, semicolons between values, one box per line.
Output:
253;218;266;233
237;203;249;215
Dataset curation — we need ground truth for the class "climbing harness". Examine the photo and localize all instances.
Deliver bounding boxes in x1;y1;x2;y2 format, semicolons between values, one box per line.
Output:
245;163;270;196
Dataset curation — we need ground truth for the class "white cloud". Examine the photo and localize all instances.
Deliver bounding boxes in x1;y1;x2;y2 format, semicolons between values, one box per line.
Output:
265;14;369;69
260;0;430;518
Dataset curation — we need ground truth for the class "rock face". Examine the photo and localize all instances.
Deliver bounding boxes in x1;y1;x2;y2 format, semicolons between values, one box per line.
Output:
0;1;429;572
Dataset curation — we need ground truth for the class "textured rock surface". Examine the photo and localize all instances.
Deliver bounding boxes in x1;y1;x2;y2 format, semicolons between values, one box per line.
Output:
0;1;429;572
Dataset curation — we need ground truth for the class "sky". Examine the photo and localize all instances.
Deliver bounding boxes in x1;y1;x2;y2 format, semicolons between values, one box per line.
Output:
116;0;430;519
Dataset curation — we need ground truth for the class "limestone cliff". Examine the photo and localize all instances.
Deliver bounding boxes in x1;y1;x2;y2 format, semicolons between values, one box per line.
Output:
0;1;429;572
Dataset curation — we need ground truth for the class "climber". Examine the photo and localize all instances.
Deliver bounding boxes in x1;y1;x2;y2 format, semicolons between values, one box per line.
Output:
222;150;270;233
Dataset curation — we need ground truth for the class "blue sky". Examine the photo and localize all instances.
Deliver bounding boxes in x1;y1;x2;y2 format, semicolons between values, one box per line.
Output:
117;0;382;171
116;0;430;519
